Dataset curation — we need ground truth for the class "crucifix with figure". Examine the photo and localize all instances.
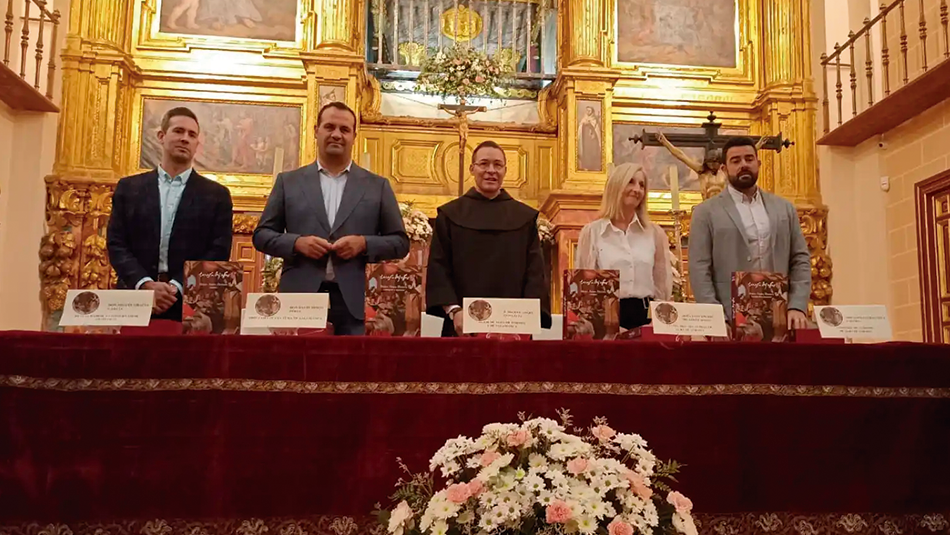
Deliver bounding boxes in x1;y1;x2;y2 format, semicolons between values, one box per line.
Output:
440;102;487;197
630;112;794;301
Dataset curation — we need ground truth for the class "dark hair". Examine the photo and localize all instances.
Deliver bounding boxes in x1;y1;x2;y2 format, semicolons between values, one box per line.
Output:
317;102;357;128
472;140;506;162
161;107;199;132
721;136;757;160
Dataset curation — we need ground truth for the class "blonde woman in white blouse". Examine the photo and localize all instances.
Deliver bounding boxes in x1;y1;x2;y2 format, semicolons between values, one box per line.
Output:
577;162;673;329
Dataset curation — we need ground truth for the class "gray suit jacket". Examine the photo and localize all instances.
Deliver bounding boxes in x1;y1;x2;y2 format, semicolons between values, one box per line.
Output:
252;162;409;319
688;189;811;318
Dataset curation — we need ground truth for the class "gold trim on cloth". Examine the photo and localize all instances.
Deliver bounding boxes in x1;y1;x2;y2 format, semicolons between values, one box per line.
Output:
1;376;948;398
0;513;948;535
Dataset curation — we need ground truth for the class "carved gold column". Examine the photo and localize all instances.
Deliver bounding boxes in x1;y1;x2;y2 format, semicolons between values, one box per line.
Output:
539;0;619;312
756;0;832;308
300;0;366;164
41;0;136;328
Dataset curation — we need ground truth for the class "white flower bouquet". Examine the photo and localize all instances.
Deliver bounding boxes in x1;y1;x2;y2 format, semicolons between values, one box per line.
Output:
417;44;510;102
399;202;433;243
537;216;555;246
377;411;695;535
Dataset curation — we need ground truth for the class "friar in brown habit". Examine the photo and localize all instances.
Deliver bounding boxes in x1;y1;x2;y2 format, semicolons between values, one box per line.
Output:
425;140;552;337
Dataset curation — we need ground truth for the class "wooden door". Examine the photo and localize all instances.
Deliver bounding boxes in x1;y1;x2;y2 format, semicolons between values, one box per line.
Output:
915;169;950;343
230;235;264;308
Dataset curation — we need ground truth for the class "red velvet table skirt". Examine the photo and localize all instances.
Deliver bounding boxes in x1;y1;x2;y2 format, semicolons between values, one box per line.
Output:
1;332;949;535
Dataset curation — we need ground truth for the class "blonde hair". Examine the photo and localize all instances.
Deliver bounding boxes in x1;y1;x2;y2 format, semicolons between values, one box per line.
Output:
597;162;651;224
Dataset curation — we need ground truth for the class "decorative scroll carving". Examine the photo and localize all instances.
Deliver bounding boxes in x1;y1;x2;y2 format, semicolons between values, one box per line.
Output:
799;208;833;312
233;214;260;235
40;179;116;327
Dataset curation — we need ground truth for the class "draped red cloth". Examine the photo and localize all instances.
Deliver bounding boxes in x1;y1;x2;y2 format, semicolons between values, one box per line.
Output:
1;332;949;533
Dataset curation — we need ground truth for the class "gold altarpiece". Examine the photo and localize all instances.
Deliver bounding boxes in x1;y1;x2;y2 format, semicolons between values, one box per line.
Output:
39;0;832;327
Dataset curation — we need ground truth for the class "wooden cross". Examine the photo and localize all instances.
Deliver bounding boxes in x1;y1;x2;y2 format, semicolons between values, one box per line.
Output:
440;102;487;197
630;111;794;155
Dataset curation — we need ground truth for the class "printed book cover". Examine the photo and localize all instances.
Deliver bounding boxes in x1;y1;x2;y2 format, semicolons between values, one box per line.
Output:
182;261;243;335
365;263;424;337
731;271;791;342
563;269;620;340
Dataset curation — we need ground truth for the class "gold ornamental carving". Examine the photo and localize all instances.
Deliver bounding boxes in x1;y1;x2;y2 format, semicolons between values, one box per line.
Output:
440;6;484;42
799;208;833;312
41;180;116;323
233;214;261;235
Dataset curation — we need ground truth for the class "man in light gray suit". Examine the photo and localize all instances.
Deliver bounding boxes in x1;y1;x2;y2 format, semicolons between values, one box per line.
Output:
688;136;811;330
253;102;409;335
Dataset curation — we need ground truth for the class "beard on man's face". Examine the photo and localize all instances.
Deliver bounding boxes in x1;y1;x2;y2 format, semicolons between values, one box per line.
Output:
728;167;758;189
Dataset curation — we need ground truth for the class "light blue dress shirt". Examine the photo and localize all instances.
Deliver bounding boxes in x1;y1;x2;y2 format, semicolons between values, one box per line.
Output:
135;166;193;294
317;161;351;281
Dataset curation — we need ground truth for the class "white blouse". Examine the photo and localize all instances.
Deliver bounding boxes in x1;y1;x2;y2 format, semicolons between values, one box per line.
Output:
576;217;673;300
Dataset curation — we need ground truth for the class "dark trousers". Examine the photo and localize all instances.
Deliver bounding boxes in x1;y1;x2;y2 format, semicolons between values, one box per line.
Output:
620;297;651;330
320;281;365;336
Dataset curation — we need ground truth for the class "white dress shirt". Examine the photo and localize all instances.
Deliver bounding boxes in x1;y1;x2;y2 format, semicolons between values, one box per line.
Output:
579;217;658;299
135;166;192;294
317;160;352;281
727;184;772;271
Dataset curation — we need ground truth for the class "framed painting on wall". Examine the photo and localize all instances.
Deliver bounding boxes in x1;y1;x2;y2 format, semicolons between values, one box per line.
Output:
157;0;298;42
615;0;738;68
139;98;303;176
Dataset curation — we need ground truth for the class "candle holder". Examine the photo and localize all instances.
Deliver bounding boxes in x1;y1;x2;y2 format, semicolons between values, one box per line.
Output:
669;209;688;301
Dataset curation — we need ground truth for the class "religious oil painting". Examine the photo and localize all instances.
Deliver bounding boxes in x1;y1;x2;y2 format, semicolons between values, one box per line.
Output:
616;0;737;68
140;99;302;175
576;100;603;172
159;0;298;42
612;124;742;192
319;85;346;109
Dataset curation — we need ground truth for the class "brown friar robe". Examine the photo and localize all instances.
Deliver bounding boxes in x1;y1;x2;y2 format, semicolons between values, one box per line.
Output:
426;188;552;336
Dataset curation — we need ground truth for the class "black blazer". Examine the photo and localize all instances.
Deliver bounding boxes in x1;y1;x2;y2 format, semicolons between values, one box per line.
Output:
107;169;234;293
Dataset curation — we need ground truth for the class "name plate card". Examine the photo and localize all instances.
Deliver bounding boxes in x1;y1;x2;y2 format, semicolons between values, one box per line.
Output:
650;301;728;338
59;290;153;327
462;297;541;335
814;305;892;340
243;293;329;329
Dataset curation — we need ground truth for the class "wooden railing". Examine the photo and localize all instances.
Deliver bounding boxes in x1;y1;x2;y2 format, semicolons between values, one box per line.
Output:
3;0;61;100
819;0;949;133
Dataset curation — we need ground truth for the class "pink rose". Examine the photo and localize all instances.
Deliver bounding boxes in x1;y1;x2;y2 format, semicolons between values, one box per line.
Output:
506;429;530;447
608;518;634;535
545;500;573;524
480;451;502;467
591;425;616;441
475;75;485;83
667;491;693;514
446;483;472;504
625;470;653;499
566;457;589;475
467;479;485;496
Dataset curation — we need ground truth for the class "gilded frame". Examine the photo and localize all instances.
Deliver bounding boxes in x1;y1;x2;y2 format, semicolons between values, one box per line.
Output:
129;90;310;210
132;0;313;54
610;0;758;88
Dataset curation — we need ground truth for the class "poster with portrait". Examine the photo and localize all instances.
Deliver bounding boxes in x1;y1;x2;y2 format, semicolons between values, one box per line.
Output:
319;85;346;109
615;0;737;67
139;98;302;175
576;100;603;172
158;0;298;41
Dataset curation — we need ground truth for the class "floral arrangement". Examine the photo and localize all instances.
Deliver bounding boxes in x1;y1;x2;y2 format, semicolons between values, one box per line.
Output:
378;410;694;535
261;256;284;293
537;216;555;246
400;202;433;243
417;44;510;102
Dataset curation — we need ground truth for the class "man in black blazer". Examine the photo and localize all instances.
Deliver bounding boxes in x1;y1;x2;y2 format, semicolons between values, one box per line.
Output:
107;107;233;321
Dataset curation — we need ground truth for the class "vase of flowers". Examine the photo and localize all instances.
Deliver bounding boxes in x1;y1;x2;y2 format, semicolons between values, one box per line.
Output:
398;202;433;267
378;410;696;535
417;44;511;104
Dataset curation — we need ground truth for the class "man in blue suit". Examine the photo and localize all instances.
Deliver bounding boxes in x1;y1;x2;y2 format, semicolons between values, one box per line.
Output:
253;102;409;335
